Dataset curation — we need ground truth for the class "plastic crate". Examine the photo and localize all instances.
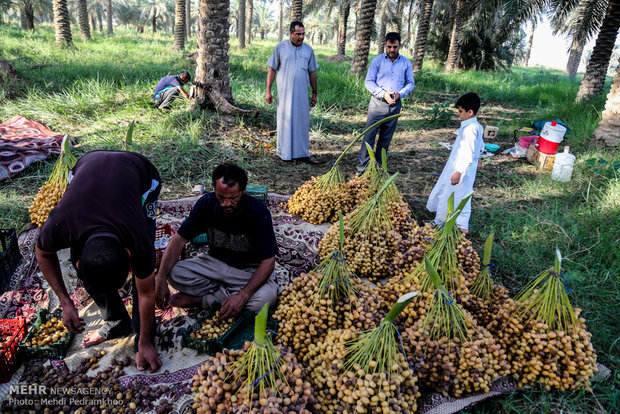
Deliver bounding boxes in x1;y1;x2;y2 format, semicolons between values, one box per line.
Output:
246;185;268;203
0;228;22;294
154;224;176;267
180;303;254;355
0;318;27;383
19;309;73;360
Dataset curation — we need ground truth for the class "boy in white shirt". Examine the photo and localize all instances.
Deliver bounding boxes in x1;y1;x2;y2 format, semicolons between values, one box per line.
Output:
426;92;485;234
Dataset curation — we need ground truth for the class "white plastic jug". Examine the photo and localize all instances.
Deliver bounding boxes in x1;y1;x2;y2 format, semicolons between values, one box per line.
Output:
552;146;576;182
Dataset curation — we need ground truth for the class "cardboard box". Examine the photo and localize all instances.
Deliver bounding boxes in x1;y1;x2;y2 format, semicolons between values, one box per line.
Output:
484;125;499;140
527;145;555;171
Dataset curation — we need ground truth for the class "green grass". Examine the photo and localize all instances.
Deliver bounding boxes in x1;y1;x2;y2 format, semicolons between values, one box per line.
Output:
1;24;619;413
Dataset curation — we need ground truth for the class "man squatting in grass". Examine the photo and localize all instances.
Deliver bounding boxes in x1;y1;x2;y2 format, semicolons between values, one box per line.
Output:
266;21;320;165
35;150;162;372
155;163;279;318
357;32;415;173
152;70;191;110
427;92;485;234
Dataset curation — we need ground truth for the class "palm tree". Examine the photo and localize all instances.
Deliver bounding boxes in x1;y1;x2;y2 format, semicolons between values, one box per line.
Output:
52;0;73;46
350;0;378;75
290;0;301;20
245;0;252;44
523;18;536;66
195;0;254;115
254;0;274;39
173;0;186;50
106;0;113;34
337;0;352;56
238;0;245;48
444;0;465;72
78;0;91;39
552;0;608;78
592;56;620;146
186;0;191;37
413;0;435;70
278;0;283;40
576;0;620;102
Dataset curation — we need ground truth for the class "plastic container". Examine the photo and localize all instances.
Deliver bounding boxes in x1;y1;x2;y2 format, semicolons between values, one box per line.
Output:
19;309;73;360
485;143;500;153
154;224;176;267
551;147;576;182
538;121;566;154
519;136;538;149
0;318;27;383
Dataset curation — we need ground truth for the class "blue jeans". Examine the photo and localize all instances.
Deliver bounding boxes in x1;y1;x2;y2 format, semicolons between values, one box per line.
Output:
357;96;402;172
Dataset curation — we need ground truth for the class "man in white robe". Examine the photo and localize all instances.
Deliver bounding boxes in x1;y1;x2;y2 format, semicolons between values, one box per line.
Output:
427;93;485;233
266;21;319;164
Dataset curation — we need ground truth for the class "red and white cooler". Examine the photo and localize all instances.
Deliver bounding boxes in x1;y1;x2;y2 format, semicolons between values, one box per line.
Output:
537;121;566;154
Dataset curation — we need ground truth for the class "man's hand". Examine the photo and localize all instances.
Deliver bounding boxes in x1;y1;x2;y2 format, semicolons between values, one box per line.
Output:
155;277;170;309
383;91;397;105
135;342;162;372
451;171;462;185
220;292;250;318
265;90;273;104
62;304;85;334
310;92;317;108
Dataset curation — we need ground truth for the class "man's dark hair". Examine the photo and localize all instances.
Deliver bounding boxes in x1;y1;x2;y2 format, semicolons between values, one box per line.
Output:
212;163;248;191
455;92;481;115
385;32;401;44
79;236;129;284
289;21;304;33
179;71;191;82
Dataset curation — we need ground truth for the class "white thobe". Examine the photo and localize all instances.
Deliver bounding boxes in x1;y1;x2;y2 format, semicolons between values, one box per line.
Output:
267;41;318;160
427;117;485;230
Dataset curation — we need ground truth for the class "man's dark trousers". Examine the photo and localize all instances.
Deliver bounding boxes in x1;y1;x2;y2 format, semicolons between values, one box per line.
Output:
357;96;402;172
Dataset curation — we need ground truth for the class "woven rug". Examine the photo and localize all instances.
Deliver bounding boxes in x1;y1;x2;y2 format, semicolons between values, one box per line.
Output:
0;115;66;182
0;194;611;413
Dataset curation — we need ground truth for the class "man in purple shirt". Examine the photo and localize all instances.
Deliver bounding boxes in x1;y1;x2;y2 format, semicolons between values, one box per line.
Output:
357;32;415;172
153;71;191;110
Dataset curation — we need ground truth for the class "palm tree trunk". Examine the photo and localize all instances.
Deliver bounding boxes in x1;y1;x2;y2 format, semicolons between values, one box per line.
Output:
524;21;535;67
290;0;302;21
576;1;620;102
444;0;465;72
174;0;186;50
337;0;351;56
592;57;620;146
238;0;246;49
90;12;97;33
52;0;73;47
412;0;433;71
0;57;16;79
566;36;584;78
106;0;113;34
23;3;36;30
350;0;378;76
396;0;405;33
377;13;386;55
97;8;103;33
152;11;157;33
245;0;253;45
278;0;284;41
78;0;91;40
186;0;191;38
196;0;234;105
407;0;415;54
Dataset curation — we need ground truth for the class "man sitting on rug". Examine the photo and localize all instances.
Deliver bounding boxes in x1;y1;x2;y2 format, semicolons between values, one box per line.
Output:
155;163;279;318
35;150;162;372
152;70;191;110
